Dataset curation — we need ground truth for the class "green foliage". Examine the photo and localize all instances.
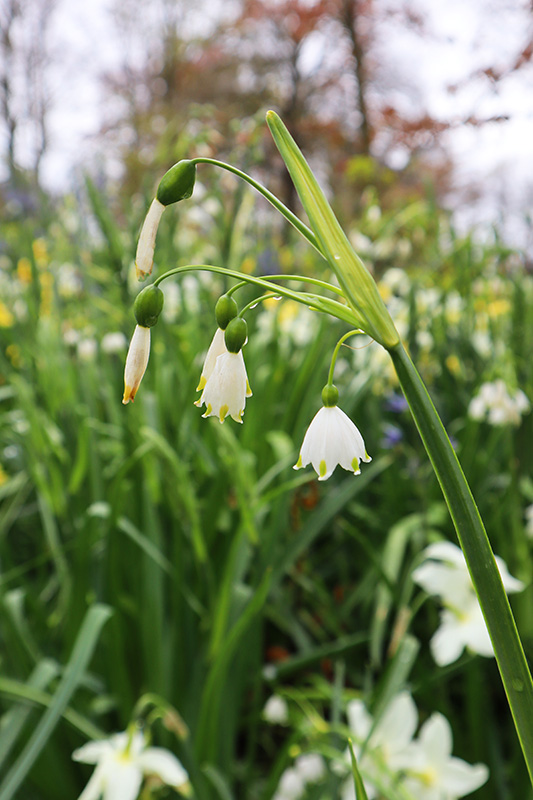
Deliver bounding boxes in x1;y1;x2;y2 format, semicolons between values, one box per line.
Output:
0;156;532;800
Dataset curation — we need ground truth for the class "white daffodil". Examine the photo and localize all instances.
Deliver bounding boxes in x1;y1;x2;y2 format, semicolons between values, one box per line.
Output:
122;325;151;404
294;405;371;481
468;379;530;426
135;198;165;281
342;692;418;800
72;729;188;800
196;351;249;423
196;327;252;396
412;541;524;666
400;713;489;800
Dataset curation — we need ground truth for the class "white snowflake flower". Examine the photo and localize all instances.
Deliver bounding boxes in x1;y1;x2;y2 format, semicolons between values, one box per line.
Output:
73;729;188;800
468;379;530;426
262;695;289;725
122;325;150;404
294;405;371;481
135;198;165;281
196;351;249;423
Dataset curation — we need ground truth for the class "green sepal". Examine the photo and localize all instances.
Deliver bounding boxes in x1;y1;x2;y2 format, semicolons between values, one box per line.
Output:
321;383;339;407
215;294;238;330
224;317;248;353
156;160;197;206
134;285;164;327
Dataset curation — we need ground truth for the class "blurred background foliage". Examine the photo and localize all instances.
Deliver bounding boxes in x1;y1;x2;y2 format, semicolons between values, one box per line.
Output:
1;1;533;799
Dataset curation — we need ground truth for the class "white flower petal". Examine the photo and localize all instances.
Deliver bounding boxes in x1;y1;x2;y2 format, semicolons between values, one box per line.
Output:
346;699;373;741
418;713;452;768
494;556;524;594
123;326;151;404
373;692;418;759
430;613;468;666
77;763;107;800
73;740;114;765
137;747;188;787
295;406;370;480
277;767;306;799
102;761;143;800
196;328;226;390
440;757;489;796
135;198;165;280
294;753;325;783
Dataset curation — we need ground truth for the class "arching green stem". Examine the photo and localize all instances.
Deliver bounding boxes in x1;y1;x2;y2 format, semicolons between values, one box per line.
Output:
153;264;362;327
238;293;281;317
327;329;362;386
191;158;325;258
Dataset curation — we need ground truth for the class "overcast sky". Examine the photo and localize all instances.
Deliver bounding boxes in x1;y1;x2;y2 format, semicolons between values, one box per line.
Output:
23;0;533;246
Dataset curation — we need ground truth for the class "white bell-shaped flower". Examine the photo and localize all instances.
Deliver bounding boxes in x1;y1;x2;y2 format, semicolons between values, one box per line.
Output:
122;325;150;404
294;389;371;481
197;327;252;396
196;351;249;423
135;198;165;281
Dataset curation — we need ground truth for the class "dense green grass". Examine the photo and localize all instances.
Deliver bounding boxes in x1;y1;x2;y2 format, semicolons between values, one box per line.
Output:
1;173;532;799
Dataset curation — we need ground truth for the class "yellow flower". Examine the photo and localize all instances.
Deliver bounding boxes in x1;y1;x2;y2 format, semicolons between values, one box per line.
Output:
17;257;32;284
0;303;14;327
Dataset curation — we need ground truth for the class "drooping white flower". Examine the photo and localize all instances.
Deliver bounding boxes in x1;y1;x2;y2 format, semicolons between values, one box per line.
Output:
468;379;530;426
412;541;524;666
122;325;150;404
294;405;371;481
195;350;249;423
72;729;188;800
263;695;289;725
400;713;489;800
196;327;252;396
135;198;165;281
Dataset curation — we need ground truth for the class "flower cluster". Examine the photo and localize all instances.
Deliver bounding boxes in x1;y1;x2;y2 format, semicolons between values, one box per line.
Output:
123;282;372;481
412;541;524;666
343;693;488;800
468;379;530;426
271;693;488;800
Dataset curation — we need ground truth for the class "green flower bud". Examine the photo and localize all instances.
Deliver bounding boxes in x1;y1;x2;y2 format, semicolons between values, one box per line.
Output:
134;285;164;327
156;160;197;206
215;294;238;330
321;383;339;407
224;317;248;353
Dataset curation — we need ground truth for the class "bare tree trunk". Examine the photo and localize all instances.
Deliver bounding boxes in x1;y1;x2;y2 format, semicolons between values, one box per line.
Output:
339;0;372;154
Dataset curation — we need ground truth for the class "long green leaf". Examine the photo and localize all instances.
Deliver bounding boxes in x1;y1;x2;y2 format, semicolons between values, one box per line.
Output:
0;604;112;800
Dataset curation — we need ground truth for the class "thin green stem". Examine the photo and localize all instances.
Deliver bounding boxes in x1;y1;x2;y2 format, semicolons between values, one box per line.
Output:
153;264;360;327
389;341;533;782
191;158;325;258
327;330;362;386
239;293;280;317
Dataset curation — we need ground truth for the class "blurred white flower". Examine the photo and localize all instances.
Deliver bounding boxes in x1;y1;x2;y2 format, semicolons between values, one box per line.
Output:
135;198;165;281
122;326;150;404
77;338;98;362
468;379;530;426
294;406;371;481
294;754;325;783
342;692;418;800
73;729;188;800
273;767;306;800
273;754;326;800
400;713;489;800
101;332;128;354
195;351;250;423
412;541;524;665
57;263;83;297
262;695;289;725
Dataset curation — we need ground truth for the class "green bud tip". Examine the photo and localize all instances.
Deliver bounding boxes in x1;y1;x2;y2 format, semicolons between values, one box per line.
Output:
224;317;248;353
156;160;197;206
134;284;165;327
215;294;238;330
322;383;339;407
